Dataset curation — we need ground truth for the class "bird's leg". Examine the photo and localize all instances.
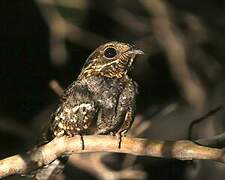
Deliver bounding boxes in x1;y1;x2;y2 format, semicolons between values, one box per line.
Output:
116;111;133;148
79;134;85;150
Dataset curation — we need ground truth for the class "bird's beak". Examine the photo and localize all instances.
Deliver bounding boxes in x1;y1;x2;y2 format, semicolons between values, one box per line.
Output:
131;48;144;55
121;47;143;69
126;48;144;55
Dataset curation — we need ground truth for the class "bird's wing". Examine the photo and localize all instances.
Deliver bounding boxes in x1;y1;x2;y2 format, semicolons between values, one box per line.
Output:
50;82;99;137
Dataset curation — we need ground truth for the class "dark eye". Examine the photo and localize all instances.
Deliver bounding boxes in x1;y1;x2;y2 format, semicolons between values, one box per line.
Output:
103;47;117;59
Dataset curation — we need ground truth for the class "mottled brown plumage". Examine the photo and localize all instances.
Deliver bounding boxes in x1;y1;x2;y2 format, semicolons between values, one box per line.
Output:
34;41;143;179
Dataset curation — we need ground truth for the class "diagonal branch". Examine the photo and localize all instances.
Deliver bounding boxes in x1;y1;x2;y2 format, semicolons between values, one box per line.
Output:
140;0;206;110
1;135;225;178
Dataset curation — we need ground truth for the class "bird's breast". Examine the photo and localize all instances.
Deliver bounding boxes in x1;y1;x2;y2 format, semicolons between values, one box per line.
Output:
83;76;126;108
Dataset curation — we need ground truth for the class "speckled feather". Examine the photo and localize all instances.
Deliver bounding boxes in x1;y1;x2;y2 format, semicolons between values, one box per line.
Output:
34;41;142;180
46;41;142;139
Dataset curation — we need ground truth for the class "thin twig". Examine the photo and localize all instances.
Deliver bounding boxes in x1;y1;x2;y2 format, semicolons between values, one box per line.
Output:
49;80;64;97
188;104;225;139
35;0;108;66
140;0;206;110
196;132;225;148
0;118;32;139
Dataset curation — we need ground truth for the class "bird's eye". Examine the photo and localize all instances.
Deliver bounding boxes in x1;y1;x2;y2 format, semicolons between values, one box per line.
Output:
103;47;117;59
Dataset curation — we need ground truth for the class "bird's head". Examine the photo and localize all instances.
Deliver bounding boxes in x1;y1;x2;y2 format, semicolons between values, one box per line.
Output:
79;41;143;79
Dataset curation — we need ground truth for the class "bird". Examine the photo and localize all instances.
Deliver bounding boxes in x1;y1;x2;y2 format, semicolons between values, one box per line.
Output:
34;41;143;179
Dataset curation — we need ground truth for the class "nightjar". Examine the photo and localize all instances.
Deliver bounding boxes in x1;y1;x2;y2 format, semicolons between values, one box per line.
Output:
35;41;143;179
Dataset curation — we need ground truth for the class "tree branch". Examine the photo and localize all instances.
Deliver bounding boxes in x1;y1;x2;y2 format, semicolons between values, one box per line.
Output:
140;0;206;110
1;135;225;178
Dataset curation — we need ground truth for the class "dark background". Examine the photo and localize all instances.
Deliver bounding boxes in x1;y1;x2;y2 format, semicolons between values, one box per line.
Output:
1;0;225;179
